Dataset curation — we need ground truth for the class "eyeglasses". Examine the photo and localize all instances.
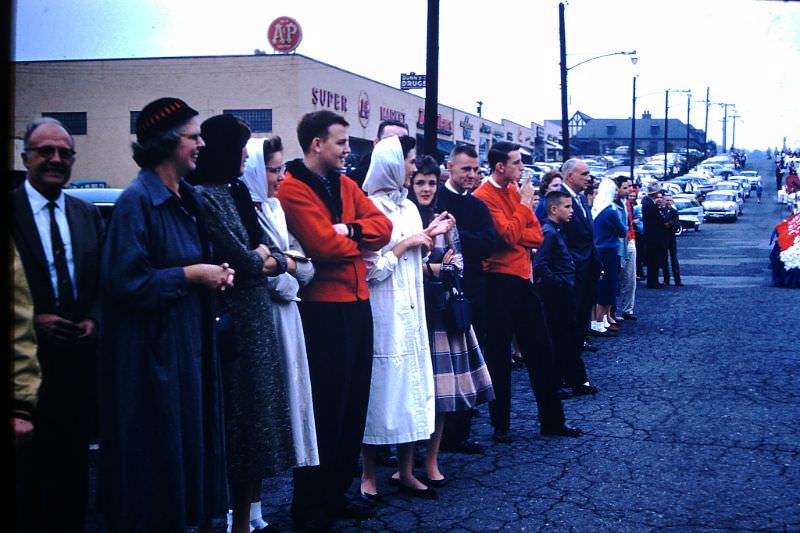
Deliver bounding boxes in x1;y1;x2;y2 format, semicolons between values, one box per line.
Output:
180;132;203;142
266;164;286;174
26;145;76;160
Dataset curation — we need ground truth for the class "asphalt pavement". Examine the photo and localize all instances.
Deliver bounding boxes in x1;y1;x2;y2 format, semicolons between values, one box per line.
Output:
85;152;799;532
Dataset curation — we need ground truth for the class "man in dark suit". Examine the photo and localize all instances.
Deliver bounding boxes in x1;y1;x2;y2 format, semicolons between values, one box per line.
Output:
641;182;668;289
559;159;604;353
13;117;104;532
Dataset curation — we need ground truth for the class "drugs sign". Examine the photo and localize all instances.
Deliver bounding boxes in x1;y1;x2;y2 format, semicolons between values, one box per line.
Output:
400;72;426;90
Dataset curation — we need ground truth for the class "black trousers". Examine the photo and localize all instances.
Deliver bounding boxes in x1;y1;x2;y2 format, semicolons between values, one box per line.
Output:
664;236;681;284
573;261;598;341
646;239;667;287
26;343;94;532
484;273;565;432
538;282;588;388
635;233;646;278
293;300;373;517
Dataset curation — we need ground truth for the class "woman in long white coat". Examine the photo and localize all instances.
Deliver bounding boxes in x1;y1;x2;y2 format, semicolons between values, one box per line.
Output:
239;136;319;530
360;135;452;501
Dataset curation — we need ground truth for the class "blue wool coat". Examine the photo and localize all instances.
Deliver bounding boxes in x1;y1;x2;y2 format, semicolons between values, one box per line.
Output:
98;170;227;532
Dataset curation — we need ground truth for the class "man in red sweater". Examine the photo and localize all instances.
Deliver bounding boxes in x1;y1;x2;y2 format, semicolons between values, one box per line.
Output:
473;141;581;443
278;110;392;530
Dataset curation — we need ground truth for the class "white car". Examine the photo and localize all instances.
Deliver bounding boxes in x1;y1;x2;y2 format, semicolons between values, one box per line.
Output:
739;170;762;190
713;181;745;209
703;191;740;221
673;194;704;232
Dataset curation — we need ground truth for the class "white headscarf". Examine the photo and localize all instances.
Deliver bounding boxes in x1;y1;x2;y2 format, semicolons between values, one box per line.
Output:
591;178;619;219
239;137;289;250
362;135;408;206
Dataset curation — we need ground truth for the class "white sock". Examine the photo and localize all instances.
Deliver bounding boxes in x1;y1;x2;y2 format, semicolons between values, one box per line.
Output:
250;502;268;529
602;315;610;328
226;509;233;533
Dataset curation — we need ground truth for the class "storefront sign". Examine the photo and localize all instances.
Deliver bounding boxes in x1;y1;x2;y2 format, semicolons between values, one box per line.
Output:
358;91;370;128
380;107;406;124
460;116;474;141
268;17;302;53
401;72;426;90
311;88;348;112
417;109;453;136
480;123;492;134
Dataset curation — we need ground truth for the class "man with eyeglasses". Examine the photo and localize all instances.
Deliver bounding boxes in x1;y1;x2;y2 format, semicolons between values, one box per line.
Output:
12;117;104;532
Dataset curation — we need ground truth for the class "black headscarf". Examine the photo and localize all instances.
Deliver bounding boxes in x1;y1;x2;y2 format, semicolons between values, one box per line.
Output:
188;114;263;249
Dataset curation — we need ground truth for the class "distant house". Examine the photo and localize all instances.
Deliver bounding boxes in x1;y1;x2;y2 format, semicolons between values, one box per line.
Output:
569;110;705;157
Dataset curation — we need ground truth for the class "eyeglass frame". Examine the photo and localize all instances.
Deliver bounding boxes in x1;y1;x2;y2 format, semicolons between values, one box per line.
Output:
25;145;77;160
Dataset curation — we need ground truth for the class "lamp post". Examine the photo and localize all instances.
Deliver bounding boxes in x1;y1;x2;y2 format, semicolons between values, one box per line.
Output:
558;2;635;161
630;75;637;182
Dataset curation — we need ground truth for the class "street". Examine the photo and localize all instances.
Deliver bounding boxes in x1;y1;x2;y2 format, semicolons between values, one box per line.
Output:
85;153;799;532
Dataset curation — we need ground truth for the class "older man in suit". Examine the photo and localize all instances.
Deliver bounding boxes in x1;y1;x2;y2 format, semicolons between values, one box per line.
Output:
13;117;104;532
560;159;604;355
641;182;668;289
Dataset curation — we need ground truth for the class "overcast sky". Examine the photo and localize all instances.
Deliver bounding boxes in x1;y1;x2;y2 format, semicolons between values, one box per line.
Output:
13;0;800;151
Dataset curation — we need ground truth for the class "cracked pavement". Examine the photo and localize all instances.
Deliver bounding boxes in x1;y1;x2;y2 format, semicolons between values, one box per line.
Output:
85;153;799;532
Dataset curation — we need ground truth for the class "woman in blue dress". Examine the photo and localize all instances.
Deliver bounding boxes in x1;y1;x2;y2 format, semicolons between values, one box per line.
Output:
99;98;233;533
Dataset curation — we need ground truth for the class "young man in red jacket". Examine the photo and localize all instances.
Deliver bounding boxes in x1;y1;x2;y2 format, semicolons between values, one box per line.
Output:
278;110;392;530
473;141;581;443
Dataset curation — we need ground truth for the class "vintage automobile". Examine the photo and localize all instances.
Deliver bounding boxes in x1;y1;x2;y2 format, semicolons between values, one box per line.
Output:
703;191;740;222
738;170;762;190
63;186;123;222
713;181;745;209
672;194;704;233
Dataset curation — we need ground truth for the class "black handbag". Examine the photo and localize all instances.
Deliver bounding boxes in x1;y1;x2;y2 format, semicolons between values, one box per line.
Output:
445;274;472;333
424;262;448;313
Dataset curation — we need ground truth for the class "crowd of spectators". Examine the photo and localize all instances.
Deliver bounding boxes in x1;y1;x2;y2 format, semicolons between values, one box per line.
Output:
12;101;685;533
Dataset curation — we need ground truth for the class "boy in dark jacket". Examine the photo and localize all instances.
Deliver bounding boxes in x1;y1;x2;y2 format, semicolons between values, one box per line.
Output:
533;191;597;398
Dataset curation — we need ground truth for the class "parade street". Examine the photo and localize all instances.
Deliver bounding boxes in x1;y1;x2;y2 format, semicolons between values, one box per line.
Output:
83;153;799;533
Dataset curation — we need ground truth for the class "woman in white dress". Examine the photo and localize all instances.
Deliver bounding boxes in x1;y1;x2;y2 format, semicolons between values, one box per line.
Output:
239;135;319;530
359;135;453;501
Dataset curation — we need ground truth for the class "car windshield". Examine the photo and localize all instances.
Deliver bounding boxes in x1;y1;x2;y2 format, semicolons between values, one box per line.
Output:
741;171;756;177
707;193;734;202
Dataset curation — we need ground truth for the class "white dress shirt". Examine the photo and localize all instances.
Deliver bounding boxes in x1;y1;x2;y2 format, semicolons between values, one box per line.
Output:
25;179;77;304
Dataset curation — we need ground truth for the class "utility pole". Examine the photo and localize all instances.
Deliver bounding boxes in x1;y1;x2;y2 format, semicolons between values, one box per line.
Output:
559;2;569;161
722;103;728;154
685;92;691;164
731;111;741;151
664;89;669;178
423;0;440;159
630;75;636;181
704;87;710;155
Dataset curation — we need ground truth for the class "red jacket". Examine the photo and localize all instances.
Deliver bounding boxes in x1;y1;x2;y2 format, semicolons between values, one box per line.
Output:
473;179;542;280
278;159;392;302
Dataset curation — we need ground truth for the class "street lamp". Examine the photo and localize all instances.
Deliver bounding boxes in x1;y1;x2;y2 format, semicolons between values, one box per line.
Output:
559;2;635;161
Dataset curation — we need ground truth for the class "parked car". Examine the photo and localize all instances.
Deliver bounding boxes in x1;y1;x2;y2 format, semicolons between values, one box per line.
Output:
672;194;704;233
713;181;745;209
738;170;762;190
729;176;751;198
703;191;740;222
69;179;110;189
63;187;123;222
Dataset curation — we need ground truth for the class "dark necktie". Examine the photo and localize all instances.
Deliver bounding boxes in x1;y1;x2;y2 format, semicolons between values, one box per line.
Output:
47;201;76;316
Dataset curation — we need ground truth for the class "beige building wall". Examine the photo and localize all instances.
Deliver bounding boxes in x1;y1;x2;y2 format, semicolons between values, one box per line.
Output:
13;53;530;188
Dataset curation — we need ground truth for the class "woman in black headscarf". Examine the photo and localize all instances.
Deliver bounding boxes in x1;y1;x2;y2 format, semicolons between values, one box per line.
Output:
188;114;296;533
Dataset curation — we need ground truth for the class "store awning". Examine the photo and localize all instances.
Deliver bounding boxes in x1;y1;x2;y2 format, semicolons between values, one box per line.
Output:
437;139;455;154
545;140;563;150
519;147;532;156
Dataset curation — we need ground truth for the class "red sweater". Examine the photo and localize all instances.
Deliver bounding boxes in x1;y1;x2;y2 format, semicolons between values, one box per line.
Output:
473;179;543;280
278;161;392;302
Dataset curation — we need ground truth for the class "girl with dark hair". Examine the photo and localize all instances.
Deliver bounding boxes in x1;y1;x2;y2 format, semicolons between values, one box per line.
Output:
189;115;296;533
99;98;233;532
407;167;494;488
359;135;453;501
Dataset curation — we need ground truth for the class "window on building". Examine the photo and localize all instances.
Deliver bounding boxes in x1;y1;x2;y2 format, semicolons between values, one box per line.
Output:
650;125;660;135
606;125;617;136
223;109;273;133
42;112;87;135
130;111;140;134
